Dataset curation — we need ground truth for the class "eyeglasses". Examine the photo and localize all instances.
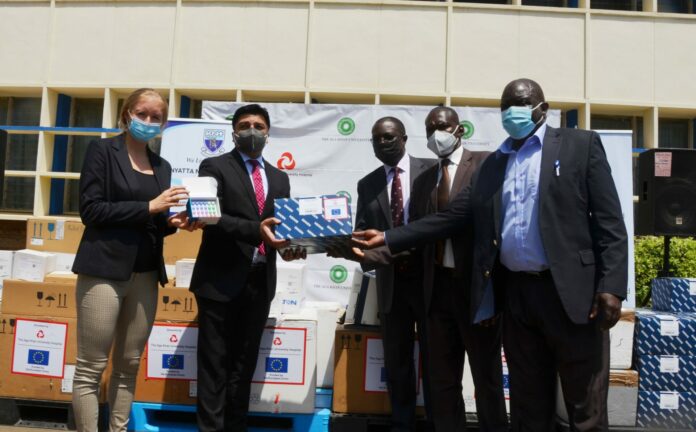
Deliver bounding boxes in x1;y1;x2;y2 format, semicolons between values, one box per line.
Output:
370;135;400;145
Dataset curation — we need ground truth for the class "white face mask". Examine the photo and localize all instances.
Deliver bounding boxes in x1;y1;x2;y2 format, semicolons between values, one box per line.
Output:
427;125;460;158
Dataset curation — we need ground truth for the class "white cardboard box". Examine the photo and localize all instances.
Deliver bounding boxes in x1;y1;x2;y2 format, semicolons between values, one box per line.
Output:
610;309;635;369
11;249;56;282
276;261;305;295
54;252;76;272
175;259;196;288
345;269;379;326
0;250;14;293
249;317;317;414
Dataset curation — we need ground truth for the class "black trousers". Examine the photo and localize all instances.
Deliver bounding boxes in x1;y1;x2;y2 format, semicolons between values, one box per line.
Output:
380;268;431;432
195;267;270;432
503;270;609;432
426;267;508;432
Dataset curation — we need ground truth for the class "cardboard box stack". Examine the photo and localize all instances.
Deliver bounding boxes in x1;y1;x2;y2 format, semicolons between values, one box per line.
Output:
634;277;696;429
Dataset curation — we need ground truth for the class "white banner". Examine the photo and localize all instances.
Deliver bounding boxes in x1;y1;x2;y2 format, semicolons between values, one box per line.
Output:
161;102;634;308
12;319;68;378
146;324;198;380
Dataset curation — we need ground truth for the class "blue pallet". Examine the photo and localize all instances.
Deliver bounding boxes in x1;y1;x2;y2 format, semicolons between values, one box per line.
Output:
128;402;330;432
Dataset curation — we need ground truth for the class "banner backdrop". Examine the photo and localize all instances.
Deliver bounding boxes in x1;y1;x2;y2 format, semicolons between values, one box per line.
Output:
161;102;634;309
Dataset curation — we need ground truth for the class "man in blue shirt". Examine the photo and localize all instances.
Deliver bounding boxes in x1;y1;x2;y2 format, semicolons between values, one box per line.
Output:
353;79;628;431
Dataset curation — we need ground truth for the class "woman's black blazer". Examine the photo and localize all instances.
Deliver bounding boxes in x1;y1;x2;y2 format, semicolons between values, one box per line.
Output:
72;134;176;285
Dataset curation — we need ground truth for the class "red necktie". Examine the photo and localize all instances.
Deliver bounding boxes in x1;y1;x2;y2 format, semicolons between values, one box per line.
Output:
391;167;404;227
249;160;266;255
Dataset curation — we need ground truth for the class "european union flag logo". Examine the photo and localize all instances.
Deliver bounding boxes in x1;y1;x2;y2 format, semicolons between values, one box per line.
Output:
28;349;49;366
331;208;341;216
162;354;184;370
380;367;387;383
265;357;289;373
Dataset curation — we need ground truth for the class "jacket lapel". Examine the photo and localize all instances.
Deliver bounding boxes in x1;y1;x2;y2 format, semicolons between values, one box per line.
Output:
229;149;260;215
111;134;138;199
263;160;279;218
538;126;562;211
450;149;473;201
376;169;392;229
148;149;167;193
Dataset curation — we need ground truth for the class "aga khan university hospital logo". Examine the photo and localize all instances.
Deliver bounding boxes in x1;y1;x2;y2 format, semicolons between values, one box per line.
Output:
202;129;226;156
337;117;356;136
330;265;348;284
459;120;475;140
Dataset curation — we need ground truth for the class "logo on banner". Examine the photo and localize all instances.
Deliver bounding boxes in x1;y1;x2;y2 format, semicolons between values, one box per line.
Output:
335;190;352;205
169;334;178;343
36;330;45;339
273;337;282;346
162;354;184;370
337;118;356;136
459;120;475;140
28;349;49;366
202;129;226;156
329;265;348;284
276;152;296;170
265;357;289;373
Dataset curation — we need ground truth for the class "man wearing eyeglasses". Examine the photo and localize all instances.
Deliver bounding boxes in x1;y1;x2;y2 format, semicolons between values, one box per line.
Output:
353;116;433;431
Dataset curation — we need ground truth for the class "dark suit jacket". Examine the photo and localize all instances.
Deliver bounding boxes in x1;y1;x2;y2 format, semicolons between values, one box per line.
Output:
409;149;489;316
73;134;176;286
388;127;628;325
189;148;290;302
355;155;432;314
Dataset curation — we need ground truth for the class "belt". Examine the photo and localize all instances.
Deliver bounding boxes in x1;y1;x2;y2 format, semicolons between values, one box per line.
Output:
514;269;551;279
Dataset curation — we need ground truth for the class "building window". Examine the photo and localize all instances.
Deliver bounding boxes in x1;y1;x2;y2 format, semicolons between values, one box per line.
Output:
591;0;642;11
523;0;576;7
658;118;691;149
590;114;644;148
658;0;695;13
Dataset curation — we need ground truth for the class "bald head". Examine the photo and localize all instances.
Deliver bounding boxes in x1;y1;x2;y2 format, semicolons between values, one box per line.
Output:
500;78;546;111
425;106;461;139
373;116;406;136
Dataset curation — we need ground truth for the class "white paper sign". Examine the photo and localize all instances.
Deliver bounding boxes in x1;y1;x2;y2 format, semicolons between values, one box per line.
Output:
146;324;198;380
298;198;323;216
655;152;673;177
62;364;76;393
252;327;307;384
364;337;420;393
660;356;680;373
323;197;349;220
660;392;680;410
12;319;68;378
659;317;680;336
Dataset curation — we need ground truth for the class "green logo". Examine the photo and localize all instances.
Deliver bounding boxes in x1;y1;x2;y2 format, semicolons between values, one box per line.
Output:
335;190;352;205
329;265;349;284
337;117;356;136
460;120;474;140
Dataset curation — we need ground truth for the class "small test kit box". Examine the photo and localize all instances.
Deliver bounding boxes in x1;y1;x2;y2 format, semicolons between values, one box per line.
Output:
274;195;353;254
173;177;221;225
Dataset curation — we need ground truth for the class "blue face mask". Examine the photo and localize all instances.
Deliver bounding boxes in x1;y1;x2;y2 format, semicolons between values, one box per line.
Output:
128;116;161;142
501;102;544;140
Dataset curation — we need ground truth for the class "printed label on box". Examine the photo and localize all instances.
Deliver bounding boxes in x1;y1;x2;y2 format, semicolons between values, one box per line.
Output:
189;381;197;397
252;327;307;385
323;197;349;221
30;238;44;246
658;316;679;336
62;364;75;393
55;220;65;240
146;324;198;380
298;198;323;216
660;356;680;373
364;337;420;393
655;152;672;177
660;392;680;410
12;319;68;378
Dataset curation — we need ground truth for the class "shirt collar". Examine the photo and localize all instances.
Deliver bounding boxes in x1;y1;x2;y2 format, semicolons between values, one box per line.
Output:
498;121;547;155
443;144;464;166
383;153;411;175
240;151;265;169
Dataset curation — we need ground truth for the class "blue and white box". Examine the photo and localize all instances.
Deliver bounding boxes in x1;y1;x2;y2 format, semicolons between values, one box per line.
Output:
634;309;696;356
638;355;696;392
652;277;696;313
636;391;696;429
274;195;352;254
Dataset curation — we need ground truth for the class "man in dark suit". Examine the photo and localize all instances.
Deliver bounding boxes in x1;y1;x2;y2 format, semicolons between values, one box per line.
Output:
408;107;506;432
355;79;628;431
189;104;303;432
352;116;432;432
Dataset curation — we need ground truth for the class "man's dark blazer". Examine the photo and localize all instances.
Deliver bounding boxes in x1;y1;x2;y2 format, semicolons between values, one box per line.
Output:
73;134;175;286
388;126;628;324
189;148;290;302
355;156;432;314
409;148;489;316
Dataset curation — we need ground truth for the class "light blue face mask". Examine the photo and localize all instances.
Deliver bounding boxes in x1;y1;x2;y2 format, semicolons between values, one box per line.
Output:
128;116;161;142
501;102;544;140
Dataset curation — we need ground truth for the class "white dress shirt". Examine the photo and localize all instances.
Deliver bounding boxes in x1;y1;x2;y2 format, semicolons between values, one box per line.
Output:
383;154;412;224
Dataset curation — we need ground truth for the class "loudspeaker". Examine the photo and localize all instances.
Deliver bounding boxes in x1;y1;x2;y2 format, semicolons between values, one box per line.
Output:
636;148;696;236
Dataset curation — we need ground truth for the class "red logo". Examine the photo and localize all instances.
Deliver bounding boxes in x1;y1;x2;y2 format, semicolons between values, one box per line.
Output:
169;334;178;343
36;330;45;339
276;152;296;170
273;337;282;346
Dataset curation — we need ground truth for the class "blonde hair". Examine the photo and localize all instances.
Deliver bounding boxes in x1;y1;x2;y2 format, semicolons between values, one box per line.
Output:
118;88;168;130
